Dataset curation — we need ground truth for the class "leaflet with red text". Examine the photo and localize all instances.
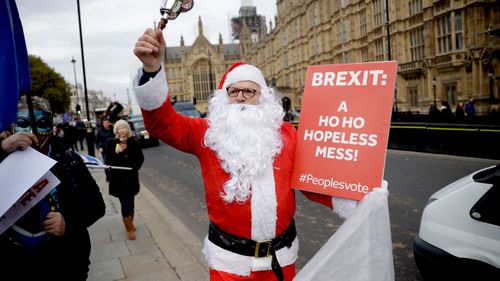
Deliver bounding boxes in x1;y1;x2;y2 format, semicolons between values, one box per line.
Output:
291;62;398;200
0;147;57;217
0;171;60;234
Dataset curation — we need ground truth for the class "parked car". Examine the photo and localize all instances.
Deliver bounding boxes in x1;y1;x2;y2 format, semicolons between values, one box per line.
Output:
173;101;202;118
128;114;142;120
290;110;300;128
413;164;500;280
128;117;159;147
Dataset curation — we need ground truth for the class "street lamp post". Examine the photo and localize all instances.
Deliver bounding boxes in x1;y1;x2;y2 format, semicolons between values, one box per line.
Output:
70;56;80;115
76;0;95;156
432;78;437;107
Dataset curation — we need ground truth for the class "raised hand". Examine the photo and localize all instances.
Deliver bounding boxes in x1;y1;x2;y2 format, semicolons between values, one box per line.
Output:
133;28;165;72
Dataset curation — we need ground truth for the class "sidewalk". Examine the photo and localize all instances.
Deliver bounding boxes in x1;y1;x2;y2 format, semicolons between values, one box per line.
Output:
86;159;208;280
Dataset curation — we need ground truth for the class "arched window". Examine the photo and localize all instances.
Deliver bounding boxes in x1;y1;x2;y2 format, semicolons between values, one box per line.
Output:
454;12;462;50
192;59;216;102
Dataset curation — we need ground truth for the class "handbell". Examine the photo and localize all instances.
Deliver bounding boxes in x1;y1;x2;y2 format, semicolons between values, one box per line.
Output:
158;0;194;30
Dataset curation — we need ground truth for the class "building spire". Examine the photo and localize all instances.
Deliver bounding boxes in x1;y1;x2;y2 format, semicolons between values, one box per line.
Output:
198;16;203;36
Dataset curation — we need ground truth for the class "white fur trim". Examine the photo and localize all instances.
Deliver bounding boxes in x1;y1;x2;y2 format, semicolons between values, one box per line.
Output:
202;163;298;275
132;66;168;110
251;163;277;240
202;236;252;276
222;64;267;90
202;235;299;276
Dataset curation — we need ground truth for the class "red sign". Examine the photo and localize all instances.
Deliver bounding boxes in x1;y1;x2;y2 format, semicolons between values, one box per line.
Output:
291;62;398;200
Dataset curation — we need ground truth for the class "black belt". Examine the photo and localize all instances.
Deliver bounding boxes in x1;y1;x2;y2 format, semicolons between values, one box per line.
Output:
208;219;296;281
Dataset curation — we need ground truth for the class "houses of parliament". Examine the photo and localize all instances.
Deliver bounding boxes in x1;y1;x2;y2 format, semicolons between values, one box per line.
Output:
162;0;500;116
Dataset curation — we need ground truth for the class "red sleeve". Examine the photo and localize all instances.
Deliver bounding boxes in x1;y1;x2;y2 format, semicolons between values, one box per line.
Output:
282;122;334;209
301;190;333;209
141;97;207;155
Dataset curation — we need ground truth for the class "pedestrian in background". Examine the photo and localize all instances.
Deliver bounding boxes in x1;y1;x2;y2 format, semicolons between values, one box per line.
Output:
76;118;86;151
282;96;294;123
95;116;114;181
464;97;476;118
428;104;440;122
439;101;453;122
105;119;144;240
455;102;465;122
95;117;114;161
0;96;105;281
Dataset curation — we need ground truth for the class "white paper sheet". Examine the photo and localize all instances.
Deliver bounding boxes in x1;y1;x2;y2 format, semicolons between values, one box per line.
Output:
0;147;57;217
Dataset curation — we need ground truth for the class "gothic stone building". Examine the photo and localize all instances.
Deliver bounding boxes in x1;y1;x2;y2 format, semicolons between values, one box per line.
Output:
163;17;241;113
240;0;500;115
162;1;500;116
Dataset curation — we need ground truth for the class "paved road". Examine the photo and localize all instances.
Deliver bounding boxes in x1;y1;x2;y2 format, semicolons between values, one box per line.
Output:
139;143;497;280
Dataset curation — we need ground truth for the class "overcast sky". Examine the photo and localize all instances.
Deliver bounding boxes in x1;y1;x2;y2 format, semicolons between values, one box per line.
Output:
16;0;277;105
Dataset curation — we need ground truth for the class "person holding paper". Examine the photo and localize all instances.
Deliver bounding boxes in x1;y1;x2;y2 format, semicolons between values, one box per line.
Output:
132;28;357;281
0;96;105;281
0;130;38;161
105;119;144;240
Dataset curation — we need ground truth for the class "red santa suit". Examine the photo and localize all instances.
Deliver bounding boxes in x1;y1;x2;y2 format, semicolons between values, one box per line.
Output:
134;64;333;280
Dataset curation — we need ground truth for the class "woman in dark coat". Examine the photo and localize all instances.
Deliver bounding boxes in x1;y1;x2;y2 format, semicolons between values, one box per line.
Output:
105;119;144;240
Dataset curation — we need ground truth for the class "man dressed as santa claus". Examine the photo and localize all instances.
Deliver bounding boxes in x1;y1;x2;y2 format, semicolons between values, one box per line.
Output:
133;28;356;281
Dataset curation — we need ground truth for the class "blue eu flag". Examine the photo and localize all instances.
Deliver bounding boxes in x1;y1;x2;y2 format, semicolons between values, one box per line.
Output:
0;0;31;132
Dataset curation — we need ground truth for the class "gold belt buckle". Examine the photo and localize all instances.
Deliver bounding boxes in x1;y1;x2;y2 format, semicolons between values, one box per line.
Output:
255;240;272;258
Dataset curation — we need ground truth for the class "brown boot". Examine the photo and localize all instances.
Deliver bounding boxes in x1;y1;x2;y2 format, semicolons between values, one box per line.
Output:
123;215;136;240
130;212;136;231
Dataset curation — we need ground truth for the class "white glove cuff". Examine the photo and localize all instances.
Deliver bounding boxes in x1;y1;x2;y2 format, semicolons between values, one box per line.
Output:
372;180;389;196
332;197;358;219
132;66;168;111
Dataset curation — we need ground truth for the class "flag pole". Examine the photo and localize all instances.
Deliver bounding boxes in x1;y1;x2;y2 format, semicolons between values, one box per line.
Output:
24;91;38;137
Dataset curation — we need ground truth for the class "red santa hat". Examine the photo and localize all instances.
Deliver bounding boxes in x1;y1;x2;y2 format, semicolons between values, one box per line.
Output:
218;61;268;90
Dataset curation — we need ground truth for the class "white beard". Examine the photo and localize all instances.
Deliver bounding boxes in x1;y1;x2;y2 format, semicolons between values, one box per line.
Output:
204;88;285;203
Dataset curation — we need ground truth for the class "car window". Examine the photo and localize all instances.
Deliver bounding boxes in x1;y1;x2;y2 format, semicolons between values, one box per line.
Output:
173;102;201;118
133;120;145;131
174;102;195;111
473;165;500;184
180;109;201;118
128;114;142;120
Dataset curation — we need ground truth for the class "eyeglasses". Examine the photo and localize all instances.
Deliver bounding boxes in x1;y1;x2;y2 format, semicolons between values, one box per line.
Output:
226;87;258;99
